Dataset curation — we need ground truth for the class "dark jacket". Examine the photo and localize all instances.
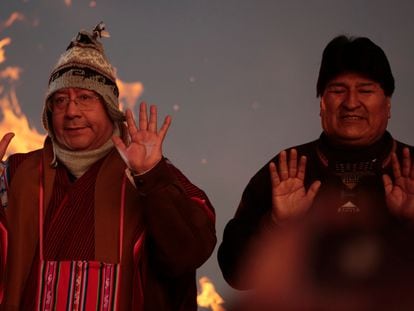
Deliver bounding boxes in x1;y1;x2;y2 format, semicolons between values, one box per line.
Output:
218;131;414;309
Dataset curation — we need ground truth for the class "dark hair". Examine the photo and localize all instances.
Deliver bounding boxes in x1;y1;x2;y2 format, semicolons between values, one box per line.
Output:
316;35;394;97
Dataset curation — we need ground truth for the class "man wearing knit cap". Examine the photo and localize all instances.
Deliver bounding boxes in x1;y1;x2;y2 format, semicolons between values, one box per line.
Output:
218;35;414;310
0;23;216;310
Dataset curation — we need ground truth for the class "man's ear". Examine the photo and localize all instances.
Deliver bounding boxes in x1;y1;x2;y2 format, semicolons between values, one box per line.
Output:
319;98;325;117
386;97;391;119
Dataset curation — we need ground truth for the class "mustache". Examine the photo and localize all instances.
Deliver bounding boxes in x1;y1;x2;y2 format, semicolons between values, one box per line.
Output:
338;109;367;119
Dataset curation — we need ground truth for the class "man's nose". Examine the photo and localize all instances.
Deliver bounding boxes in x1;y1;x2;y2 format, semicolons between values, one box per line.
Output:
64;98;82;117
342;90;361;109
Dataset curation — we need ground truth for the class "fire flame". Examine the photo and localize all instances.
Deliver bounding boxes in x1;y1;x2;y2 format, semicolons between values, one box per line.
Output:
0;66;45;156
0;38;11;64
0;12;25;33
117;79;144;111
0;28;45;155
63;0;98;9
3;12;25;29
0;14;45;156
197;276;226;311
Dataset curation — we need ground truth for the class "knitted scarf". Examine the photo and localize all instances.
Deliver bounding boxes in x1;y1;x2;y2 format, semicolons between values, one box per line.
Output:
52;127;120;178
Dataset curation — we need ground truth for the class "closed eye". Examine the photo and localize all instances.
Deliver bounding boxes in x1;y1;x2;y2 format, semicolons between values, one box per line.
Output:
327;87;346;94
359;89;374;94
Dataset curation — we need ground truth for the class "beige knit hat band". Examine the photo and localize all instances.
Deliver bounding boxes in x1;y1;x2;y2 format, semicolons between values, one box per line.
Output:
46;67;119;102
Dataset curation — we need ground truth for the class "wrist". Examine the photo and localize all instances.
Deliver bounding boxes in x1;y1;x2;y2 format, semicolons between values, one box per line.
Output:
130;158;162;176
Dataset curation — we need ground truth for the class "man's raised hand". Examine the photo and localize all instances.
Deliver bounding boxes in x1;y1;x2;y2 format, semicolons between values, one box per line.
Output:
112;103;171;174
383;147;414;220
269;149;321;224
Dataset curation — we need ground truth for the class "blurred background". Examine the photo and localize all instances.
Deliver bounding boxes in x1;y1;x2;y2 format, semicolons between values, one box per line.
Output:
2;1;414;309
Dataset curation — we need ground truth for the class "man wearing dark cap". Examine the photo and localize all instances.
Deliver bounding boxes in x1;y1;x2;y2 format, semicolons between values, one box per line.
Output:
218;35;414;310
0;23;216;310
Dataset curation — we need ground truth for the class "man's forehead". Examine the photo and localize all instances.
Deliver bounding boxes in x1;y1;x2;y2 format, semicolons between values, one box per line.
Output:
327;73;380;87
54;87;96;95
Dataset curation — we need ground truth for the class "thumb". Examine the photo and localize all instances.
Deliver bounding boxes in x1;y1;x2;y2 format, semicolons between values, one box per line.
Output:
111;135;130;167
0;133;14;160
306;180;321;202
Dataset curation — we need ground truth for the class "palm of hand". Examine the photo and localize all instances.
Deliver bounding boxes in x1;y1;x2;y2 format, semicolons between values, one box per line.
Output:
269;149;321;223
112;104;171;174
383;148;414;220
127;131;161;171
386;175;414;218
273;178;311;220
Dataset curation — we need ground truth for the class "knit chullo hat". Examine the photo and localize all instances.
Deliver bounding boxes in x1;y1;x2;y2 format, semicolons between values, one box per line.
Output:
43;22;125;138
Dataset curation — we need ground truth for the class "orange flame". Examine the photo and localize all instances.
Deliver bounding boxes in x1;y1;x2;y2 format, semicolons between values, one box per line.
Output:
0;65;45;156
0;66;21;81
0;104;45;156
64;0;72;7
0;32;45;156
3;12;25;29
117;79;144;111
0;38;11;64
197;277;226;311
0;12;25;33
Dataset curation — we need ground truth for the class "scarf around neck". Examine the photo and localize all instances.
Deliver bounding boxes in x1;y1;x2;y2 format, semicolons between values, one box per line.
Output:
52;126;120;178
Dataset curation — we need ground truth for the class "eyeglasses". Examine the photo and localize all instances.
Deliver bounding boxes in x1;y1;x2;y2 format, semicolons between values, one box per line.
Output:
50;93;101;112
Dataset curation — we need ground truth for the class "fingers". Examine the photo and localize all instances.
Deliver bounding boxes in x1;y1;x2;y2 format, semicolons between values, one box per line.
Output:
126;109;138;136
288;149;297;177
148;105;158;132
0;133;14;160
111;135;130;166
269;161;280;187
111;135;126;153
278;150;288;180
382;174;393;195
138;102;148;130
277;149;305;181
410;152;414;179
402;147;411;177
133;102;167;135
158;115;171;142
402;147;414;179
297;155;307;181
388;148;414;180
391;152;401;179
137;102;159;132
